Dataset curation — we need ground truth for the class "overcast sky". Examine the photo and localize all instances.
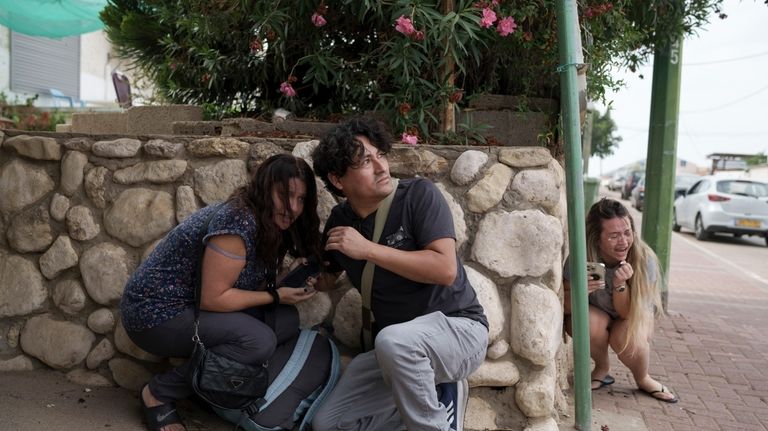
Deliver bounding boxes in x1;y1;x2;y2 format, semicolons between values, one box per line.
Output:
588;0;768;177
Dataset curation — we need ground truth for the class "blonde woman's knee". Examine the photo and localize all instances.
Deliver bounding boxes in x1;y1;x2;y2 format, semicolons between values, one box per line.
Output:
609;319;649;356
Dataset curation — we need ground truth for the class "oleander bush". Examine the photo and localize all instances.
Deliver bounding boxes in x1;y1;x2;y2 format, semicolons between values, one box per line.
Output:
101;0;723;141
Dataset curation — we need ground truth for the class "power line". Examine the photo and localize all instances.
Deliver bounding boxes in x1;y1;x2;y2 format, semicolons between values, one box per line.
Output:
681;84;768;113
620;125;768;137
684;50;768;66
679;121;705;161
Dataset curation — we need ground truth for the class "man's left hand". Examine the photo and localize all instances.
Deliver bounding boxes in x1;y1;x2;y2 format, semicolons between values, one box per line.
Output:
325;226;372;260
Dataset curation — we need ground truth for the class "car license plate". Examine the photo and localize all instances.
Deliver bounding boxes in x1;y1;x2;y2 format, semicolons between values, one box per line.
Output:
736;218;760;229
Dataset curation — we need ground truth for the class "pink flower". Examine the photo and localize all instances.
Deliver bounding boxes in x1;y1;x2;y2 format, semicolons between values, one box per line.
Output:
401;133;418;145
249;39;262;54
279;82;297;97
311;13;327;27
395;15;415;35
496;16;517;36
480;8;497;28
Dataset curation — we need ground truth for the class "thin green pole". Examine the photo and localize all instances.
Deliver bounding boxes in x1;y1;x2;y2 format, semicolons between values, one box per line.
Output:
555;0;592;429
642;36;684;312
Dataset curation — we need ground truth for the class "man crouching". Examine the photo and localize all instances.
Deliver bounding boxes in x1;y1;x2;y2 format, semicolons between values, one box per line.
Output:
311;117;489;431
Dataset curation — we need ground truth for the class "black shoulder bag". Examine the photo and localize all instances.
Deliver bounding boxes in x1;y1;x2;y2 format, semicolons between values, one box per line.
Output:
187;206;269;413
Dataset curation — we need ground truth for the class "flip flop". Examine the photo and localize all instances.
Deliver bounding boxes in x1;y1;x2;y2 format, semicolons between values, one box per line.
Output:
638;384;679;404
590;374;615;390
139;391;185;430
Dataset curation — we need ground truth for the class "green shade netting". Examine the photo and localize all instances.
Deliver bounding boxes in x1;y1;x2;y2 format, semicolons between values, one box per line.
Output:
0;0;107;38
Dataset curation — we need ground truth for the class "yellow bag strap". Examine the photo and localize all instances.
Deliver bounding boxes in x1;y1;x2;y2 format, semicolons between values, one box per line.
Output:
360;178;398;352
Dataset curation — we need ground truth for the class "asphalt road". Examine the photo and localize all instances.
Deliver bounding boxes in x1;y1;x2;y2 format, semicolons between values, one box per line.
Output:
614;188;768;335
668;227;768;334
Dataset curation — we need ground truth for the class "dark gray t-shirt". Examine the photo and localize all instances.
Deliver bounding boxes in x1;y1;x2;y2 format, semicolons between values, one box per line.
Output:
563;256;620;319
562;255;657;320
323;178;488;331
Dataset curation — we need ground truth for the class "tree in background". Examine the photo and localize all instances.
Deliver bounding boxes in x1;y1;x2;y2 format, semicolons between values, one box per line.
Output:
101;0;724;142
589;108;622;159
745;152;767;166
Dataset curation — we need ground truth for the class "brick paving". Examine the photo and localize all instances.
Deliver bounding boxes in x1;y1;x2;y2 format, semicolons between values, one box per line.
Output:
586;222;768;430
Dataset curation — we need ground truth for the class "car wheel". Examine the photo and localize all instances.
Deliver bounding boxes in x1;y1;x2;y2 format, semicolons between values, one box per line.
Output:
672;210;681;232
765;235;768;247
694;214;710;241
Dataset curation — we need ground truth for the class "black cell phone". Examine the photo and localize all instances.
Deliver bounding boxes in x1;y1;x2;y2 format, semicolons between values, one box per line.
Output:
280;257;321;288
586;262;606;282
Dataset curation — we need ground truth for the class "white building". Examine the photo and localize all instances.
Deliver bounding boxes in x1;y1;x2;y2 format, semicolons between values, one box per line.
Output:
0;25;136;108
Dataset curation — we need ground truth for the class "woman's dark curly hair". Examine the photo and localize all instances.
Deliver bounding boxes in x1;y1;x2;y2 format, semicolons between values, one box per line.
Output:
313;117;392;197
229;154;322;271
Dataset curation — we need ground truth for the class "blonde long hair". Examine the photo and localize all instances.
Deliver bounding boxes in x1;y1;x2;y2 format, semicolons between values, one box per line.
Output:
586;198;663;354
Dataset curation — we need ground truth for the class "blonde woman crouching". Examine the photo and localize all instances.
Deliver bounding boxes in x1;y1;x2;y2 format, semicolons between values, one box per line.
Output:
563;198;677;403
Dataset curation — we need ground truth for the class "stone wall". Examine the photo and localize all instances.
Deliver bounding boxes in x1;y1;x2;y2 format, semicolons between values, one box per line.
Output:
0;129;571;431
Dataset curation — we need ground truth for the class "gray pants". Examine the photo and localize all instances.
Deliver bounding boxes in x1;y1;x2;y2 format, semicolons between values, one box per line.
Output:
126;305;299;403
312;312;488;431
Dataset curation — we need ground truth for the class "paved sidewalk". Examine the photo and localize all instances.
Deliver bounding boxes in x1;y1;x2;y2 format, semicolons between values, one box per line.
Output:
562;212;768;430
0;370;230;431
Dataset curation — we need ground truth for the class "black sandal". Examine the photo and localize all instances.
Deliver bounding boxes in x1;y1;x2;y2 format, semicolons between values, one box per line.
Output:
638;384;679;404
591;374;615;390
140;392;185;430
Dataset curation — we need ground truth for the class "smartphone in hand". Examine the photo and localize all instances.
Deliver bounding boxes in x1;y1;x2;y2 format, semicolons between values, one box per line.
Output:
586;262;606;282
280;257;321;288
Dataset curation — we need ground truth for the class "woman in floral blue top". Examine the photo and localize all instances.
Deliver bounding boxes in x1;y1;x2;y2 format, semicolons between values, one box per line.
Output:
120;154;322;431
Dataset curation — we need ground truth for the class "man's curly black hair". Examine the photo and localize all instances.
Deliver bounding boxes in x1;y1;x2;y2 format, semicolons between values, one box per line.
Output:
313;117;392;197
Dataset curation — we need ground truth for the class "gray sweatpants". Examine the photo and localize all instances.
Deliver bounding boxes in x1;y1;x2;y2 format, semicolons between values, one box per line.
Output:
312;312;488;431
126;305;299;403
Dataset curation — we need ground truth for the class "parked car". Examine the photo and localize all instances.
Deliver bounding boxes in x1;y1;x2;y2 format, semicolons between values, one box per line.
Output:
672;176;768;245
607;171;626;191
674;174;702;200
630;175;646;211
621;170;643;200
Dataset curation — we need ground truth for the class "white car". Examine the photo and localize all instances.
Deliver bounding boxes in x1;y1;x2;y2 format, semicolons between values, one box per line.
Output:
607;171;626;191
673;176;768;246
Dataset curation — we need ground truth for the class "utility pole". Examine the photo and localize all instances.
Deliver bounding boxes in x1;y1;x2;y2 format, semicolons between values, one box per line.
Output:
642;36;684;311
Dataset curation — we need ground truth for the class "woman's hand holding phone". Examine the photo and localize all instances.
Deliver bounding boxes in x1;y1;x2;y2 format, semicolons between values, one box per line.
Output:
586;262;606;293
278;257;321;288
586;278;605;293
276;285;316;304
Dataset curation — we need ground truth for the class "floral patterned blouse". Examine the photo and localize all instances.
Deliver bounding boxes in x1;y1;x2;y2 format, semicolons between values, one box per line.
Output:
120;201;267;332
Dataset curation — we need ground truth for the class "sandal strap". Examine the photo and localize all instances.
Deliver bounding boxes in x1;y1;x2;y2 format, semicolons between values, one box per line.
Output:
142;399;184;429
639;384;678;403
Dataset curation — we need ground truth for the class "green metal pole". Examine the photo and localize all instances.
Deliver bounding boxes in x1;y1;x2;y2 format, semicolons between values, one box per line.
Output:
641;36;683;312
555;1;592;428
